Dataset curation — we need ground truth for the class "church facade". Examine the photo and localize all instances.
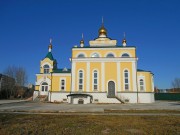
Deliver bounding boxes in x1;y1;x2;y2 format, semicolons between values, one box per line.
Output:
34;24;154;104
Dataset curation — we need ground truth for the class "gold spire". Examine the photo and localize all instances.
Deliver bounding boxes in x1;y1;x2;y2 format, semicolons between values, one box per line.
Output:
48;38;53;52
122;32;127;46
98;17;107;37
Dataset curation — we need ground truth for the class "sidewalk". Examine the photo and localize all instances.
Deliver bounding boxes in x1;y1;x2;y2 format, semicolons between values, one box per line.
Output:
0;100;28;105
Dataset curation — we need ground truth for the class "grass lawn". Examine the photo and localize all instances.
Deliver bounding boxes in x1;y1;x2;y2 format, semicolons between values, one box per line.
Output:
0;113;179;135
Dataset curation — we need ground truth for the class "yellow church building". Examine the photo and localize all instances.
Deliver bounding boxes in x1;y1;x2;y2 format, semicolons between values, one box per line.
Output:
33;23;154;104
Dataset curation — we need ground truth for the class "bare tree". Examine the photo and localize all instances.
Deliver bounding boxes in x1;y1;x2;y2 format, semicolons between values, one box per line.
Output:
15;67;28;86
172;78;180;88
3;66;28;98
3;66;16;98
3;65;16;79
4;66;28;87
172;78;180;93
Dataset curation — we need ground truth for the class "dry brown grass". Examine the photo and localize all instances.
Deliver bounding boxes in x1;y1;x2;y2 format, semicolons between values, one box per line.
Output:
0;113;179;135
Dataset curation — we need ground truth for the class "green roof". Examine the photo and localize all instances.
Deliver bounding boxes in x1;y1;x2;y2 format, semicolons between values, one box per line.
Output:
45;52;54;60
53;68;71;73
137;69;154;75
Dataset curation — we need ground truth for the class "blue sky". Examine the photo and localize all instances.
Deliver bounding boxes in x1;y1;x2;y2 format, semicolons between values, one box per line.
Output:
0;0;180;89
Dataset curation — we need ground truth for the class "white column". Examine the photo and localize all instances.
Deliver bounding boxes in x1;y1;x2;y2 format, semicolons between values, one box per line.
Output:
101;62;105;92
132;61;137;91
71;61;76;92
86;62;90;92
117;62;121;92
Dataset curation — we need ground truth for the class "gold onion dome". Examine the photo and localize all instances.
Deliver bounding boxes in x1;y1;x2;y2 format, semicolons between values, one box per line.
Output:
48;44;52;49
98;25;107;36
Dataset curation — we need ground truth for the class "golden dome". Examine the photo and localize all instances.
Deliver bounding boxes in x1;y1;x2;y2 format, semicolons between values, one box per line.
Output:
122;38;127;47
80;39;84;44
98;26;107;36
122;39;126;44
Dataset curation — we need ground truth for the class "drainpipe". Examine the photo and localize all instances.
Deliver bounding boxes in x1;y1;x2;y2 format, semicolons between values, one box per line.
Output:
136;58;138;103
50;72;52;102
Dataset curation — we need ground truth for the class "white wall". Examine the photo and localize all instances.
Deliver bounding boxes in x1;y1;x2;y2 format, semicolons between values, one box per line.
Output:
117;93;137;103
138;93;155;103
33;91;39;100
117;92;154;103
48;92;68;103
86;93;120;103
46;92;154;104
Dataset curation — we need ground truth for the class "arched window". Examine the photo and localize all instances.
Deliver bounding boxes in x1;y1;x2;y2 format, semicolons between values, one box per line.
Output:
78;70;83;91
139;79;144;91
61;79;65;90
77;54;85;58
41;82;48;92
124;70;129;90
93;70;98;90
43;65;50;74
106;53;114;58
91;53;100;58
122;53;130;58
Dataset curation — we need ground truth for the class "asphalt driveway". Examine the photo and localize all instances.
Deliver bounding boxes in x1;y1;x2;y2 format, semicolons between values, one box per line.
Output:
0;100;179;113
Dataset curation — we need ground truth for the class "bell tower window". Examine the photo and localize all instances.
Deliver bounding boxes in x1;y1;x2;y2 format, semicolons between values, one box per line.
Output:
43;65;50;74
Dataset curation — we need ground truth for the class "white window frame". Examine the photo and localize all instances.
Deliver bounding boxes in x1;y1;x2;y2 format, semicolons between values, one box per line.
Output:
138;76;146;91
41;82;48;92
121;53;130;58
91;52;101;58
76;52;87;58
106;52;115;58
78;70;84;91
43;64;50;74
60;78;66;91
92;69;99;91
120;52;132;57
139;79;144;91
123;69;130;91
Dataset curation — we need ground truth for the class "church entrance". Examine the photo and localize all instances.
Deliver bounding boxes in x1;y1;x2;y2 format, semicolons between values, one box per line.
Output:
40;82;48;95
108;81;115;97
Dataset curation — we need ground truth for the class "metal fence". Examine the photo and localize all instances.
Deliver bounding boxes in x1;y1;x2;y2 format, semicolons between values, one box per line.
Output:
155;93;180;101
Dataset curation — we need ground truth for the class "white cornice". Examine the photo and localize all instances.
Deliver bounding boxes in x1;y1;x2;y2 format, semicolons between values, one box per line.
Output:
36;73;71;76
52;73;71;76
72;58;138;62
72;47;135;51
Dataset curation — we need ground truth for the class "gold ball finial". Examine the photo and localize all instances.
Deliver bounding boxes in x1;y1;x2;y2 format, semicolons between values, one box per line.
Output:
48;38;53;52
122;32;127;46
49;44;52;49
122;39;126;44
98;26;107;37
80;39;84;44
49;38;52;49
80;33;84;47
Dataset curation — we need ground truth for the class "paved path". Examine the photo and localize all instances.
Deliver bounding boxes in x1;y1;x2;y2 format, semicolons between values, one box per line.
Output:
0;101;179;114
